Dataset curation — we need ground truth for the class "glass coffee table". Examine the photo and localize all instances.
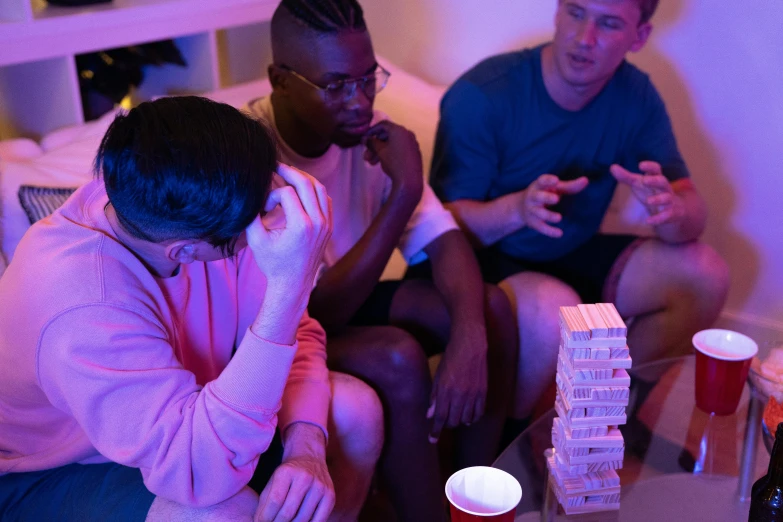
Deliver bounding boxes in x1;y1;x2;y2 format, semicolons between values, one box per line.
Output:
493;355;768;521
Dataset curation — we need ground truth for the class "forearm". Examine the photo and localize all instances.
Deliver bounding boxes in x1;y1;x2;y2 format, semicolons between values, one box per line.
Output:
655;187;707;243
282;422;327;459
425;230;487;343
278;313;330;439
252;280;310;346
309;185;420;331
445;193;525;248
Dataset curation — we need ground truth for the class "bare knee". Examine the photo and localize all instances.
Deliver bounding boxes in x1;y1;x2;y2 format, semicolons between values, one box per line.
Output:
677;242;730;302
500;273;581;342
350;327;431;405
379;328;431;391
146;487;257;521
329;372;384;463
484;283;514;325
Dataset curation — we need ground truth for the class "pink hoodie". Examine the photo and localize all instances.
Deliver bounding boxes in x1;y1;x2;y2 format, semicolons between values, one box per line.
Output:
0;179;330;507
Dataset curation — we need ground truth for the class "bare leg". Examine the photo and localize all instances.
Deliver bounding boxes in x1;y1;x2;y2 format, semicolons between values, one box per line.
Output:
146;487;257;521
327;326;444;522
390;281;518;468
498;273;581;420
326;371;384;521
614;240;730;364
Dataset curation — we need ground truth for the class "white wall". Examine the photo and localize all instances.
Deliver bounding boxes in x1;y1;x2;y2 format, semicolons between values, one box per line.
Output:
363;0;783;332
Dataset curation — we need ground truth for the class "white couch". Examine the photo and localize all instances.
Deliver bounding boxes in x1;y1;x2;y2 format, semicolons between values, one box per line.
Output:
0;56;649;279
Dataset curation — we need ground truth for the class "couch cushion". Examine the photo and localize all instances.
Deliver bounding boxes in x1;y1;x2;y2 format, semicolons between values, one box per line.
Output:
18;185;78;225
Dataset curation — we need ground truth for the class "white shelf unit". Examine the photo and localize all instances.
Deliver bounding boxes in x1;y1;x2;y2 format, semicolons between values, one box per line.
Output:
0;0;276;140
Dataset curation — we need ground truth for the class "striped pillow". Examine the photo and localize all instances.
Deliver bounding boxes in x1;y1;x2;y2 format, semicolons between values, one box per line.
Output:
18;185;77;225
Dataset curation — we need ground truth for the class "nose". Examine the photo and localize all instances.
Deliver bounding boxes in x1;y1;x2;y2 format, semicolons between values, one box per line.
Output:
575;20;597;48
343;82;372;111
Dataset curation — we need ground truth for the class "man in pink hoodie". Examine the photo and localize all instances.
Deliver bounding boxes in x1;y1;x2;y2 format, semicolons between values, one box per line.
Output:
0;96;382;521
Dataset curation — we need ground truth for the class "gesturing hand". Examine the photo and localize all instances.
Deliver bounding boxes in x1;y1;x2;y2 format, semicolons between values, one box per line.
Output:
610;161;685;226
518;174;588;238
427;333;488;444
255;424;335;522
246;164;333;301
362;120;424;197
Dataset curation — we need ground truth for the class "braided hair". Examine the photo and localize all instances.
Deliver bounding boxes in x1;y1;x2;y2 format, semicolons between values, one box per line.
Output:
278;0;366;33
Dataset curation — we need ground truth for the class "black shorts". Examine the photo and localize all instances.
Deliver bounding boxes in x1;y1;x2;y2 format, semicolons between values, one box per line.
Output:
0;433;283;521
406;234;647;304
346;280;405;327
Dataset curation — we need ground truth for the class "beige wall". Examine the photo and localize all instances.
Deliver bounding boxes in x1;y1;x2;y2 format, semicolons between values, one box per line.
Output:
363;0;783;331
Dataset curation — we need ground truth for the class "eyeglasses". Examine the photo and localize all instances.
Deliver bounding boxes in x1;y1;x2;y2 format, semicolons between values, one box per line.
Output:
283;65;391;103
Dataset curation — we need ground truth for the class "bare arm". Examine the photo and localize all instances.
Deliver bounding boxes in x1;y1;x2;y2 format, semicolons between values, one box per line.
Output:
446;175;590;248
421;229;489;441
308;121;424;332
611;162;706;244
445;193;525;248
652;179;706;243
425;229;486;339
308;183;420;331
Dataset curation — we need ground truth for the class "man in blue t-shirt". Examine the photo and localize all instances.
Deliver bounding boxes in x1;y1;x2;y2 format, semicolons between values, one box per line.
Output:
428;0;730;421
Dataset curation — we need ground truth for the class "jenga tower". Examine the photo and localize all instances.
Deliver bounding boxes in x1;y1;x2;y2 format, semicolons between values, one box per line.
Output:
547;303;631;515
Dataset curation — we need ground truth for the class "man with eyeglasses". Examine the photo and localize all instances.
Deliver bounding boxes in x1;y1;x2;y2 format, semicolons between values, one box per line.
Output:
428;0;730;427
244;1;518;520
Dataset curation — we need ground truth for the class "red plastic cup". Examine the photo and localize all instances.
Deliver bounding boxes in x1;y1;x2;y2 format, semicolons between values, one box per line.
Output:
445;466;522;521
693;329;758;415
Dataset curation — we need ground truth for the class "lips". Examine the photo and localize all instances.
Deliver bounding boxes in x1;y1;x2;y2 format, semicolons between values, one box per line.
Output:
340;118;373;135
567;52;594;68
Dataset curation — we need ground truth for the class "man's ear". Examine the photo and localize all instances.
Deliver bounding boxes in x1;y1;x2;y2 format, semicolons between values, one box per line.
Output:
268;64;289;92
630;22;653;53
165;240;198;265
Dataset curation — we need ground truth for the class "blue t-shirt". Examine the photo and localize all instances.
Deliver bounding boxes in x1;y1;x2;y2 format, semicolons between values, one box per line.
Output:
430;45;689;262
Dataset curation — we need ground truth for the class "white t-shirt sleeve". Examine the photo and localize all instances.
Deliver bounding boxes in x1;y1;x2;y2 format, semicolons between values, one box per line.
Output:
398;184;459;265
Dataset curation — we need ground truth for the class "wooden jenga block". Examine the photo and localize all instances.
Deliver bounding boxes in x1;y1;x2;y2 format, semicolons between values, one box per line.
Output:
553;434;624;466
560;345;626;361
560;306;591;341
553;449;623;474
596;303;627;337
561;345;633;370
556;373;630;407
552;418;623;449
557;352;631;387
552;422;624;465
560;494;621;515
561;331;627;348
577;304;609;338
586;407;607;417
556;447;625;466
569;425;610;439
609;346;630;359
556;392;627;428
547;450;621;495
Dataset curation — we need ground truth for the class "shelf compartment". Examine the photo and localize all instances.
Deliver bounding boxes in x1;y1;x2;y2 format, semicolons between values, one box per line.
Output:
128;32;217;103
0;0;32;23
0;56;82;140
216;21;271;88
1;0;276;67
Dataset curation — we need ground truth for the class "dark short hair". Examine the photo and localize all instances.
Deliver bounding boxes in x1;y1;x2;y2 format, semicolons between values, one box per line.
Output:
636;0;659;23
276;0;367;33
95;96;277;253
